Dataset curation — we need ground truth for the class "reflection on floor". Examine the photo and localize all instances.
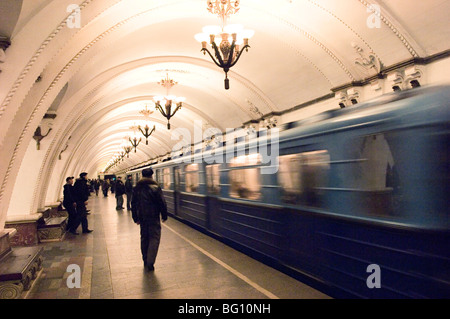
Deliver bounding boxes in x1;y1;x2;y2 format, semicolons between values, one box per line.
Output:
26;194;330;299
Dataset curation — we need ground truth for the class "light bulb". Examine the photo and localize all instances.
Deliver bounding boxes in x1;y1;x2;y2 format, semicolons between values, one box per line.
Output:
242;29;255;39
195;33;208;43
224;24;243;34
202;25;221;35
235;37;244;45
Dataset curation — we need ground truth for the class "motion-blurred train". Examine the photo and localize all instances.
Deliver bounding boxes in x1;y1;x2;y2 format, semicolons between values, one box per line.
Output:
127;85;449;298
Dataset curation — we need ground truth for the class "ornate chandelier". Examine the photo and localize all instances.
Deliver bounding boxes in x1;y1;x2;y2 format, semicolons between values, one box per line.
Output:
153;73;185;130
128;125;142;153
195;0;254;90
122;141;132;158
129;135;141;153
138;123;156;145
137;103;156;145
139;103;154;117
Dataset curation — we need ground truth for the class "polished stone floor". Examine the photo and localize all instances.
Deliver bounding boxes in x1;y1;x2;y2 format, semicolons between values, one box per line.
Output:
26;194;330;299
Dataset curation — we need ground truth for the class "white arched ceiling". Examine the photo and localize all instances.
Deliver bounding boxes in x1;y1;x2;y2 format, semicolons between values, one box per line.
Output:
0;0;449;225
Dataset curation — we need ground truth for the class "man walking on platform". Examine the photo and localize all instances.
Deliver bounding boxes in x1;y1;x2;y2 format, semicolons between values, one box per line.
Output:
131;168;168;271
73;172;93;234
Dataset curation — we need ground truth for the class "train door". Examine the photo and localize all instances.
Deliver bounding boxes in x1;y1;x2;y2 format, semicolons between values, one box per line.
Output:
173;166;181;215
205;164;221;233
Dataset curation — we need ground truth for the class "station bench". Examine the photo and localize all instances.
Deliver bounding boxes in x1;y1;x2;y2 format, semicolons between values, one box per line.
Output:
0;246;43;299
37;204;68;242
37;216;68;242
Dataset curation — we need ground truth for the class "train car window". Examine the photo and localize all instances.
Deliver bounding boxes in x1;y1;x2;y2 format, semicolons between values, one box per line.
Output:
278;151;330;207
343;133;398;217
206;164;220;195
185;164;200;193
174;167;181;191
154;169;160;185
229;154;262;201
135;173;140;186
346;134;395;190
163;168;171;189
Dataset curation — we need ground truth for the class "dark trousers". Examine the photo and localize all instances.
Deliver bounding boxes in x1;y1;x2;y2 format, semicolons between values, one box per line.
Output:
140;219;161;266
116;195;124;209
74;201;89;232
126;192;132;210
65;203;77;232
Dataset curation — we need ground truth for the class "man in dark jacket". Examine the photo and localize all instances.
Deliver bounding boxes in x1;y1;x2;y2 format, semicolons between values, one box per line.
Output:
131;168;168;271
63;176;78;235
72;172;93;234
94;179;100;196
115;176;126;210
125;175;133;211
102;178;110;197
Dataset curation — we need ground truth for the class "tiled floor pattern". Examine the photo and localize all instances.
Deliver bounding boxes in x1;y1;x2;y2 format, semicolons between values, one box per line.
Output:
26;195;330;299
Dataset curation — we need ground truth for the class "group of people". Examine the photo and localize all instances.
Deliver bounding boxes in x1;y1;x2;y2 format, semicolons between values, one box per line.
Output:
111;176;134;211
63;172;94;235
62;168;168;272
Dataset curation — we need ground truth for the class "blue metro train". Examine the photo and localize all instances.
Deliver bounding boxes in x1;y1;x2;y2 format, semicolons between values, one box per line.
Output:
128;85;449;298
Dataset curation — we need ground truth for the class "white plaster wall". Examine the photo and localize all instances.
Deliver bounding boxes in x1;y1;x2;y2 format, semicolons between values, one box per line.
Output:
281;98;337;124
7;138;47;216
426;57;450;85
45;152;71;205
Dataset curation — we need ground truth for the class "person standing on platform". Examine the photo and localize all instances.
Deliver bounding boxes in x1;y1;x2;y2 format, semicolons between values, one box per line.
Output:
131;168;168;271
73;172;93;234
63;176;78;235
125;175;133;211
94;179;100;196
102;178;110;197
110;179;115;194
115;176;126;210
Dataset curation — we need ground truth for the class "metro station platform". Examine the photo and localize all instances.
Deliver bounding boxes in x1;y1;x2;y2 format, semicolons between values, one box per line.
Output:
25;195;330;299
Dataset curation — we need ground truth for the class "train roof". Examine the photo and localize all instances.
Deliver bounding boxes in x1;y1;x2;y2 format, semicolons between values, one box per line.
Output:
280;84;450;140
128;84;449;172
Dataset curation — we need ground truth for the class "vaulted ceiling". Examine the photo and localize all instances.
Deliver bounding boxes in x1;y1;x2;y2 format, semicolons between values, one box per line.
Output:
0;0;449;214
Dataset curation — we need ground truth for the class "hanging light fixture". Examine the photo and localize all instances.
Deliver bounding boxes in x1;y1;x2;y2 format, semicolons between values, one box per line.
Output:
153;73;185;130
139;103;154;117
137;103;157;144
128;127;142;153
121;140;132;158
138;123;156;145
129;135;141;153
195;0;254;90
